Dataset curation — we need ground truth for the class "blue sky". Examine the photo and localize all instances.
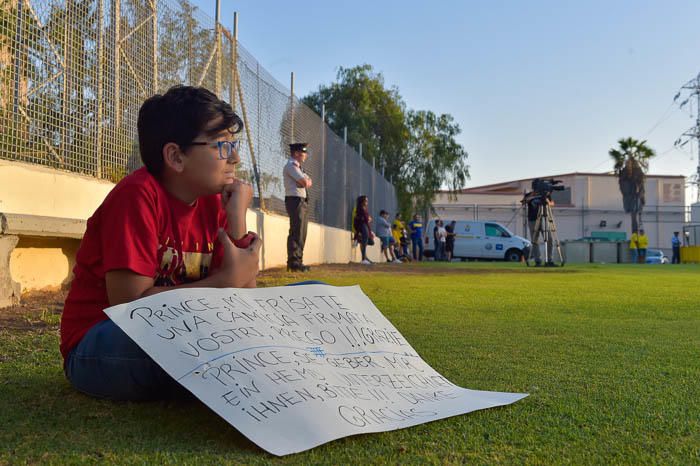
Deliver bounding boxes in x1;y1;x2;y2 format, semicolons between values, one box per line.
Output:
194;0;700;199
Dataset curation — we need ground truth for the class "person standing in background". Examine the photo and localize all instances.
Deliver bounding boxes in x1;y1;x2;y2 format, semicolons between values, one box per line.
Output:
671;231;681;264
637;229;648;263
283;143;312;272
445;220;456;262
629;229;639;264
353;195;374;265
408;214;424;261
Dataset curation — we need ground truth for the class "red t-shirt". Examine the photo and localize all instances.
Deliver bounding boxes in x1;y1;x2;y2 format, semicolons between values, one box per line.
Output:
60;167;227;360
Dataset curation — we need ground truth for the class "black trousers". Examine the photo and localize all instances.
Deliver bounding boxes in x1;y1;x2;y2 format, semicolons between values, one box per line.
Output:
672;246;680;264
285;196;308;267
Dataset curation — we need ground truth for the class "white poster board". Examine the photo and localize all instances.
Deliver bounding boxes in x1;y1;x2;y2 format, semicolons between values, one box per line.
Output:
105;285;527;456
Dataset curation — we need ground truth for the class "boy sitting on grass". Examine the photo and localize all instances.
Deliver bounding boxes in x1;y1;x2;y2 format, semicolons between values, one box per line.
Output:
60;85;260;401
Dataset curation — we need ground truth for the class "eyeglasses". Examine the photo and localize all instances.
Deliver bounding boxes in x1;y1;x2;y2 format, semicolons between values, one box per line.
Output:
186;140;241;160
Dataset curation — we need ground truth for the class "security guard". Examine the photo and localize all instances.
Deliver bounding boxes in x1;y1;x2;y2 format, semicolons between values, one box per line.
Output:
284;143;312;271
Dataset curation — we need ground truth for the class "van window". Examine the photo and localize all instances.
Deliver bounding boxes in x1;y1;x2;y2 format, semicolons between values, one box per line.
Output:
485;223;510;238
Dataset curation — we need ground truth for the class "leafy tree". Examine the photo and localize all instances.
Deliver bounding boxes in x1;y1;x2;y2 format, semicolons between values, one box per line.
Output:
303;64;469;216
403;110;470;215
302;64;407;169
609;137;656;234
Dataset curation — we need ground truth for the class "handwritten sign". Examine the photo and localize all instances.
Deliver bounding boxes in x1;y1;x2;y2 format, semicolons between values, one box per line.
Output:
105;285;527;456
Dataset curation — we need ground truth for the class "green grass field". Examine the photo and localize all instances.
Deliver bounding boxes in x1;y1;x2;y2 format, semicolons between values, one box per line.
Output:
1;263;699;465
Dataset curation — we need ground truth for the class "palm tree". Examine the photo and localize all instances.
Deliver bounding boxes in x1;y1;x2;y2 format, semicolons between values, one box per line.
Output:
609;137;656;234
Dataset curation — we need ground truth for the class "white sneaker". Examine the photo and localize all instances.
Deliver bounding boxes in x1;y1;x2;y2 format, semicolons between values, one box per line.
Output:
361;259;372;265
393;259;402;263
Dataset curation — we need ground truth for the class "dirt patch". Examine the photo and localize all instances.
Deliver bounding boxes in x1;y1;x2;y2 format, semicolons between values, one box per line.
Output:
0;290;66;332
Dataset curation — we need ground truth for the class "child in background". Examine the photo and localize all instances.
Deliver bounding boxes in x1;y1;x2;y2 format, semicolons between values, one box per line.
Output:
377;210;401;263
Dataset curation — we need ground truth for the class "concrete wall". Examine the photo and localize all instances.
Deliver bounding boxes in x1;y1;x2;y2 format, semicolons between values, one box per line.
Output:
1;161;382;297
0;160;115;219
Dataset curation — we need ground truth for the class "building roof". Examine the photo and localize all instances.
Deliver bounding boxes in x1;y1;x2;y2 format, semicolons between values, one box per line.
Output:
440;172;686;195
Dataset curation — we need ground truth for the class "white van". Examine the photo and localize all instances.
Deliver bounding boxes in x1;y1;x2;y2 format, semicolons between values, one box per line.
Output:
424;220;531;262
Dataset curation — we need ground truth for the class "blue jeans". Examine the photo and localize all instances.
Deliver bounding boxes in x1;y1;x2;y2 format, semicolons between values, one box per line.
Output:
411;237;424;261
630;249;638;263
65;280;327;401
435;242;446;261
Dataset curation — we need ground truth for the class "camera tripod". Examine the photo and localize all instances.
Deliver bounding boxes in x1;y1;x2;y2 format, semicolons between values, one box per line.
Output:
526;201;565;267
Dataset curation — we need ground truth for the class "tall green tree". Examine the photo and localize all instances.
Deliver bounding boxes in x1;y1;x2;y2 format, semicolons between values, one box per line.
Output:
403;110;470;214
302;64;469;215
609;137;656;234
302;64;407;169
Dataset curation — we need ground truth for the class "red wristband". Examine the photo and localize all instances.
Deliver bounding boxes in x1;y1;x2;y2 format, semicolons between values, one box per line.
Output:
232;232;255;248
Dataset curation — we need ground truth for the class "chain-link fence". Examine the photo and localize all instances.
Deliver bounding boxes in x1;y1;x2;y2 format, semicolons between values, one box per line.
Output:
0;0;397;229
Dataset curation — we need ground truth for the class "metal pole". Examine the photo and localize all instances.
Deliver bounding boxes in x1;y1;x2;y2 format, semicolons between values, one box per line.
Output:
359;143;363;196
230;13;264;210
369;157;377;215
231;12;238;109
256;61;261;183
113;0;120;127
290;71;295;143
235;66;264;210
61;0;71;163
152;0;158;92
343;126;348;229
12;0;23;116
96;0;104;177
214;0;221;95
321;103;326;226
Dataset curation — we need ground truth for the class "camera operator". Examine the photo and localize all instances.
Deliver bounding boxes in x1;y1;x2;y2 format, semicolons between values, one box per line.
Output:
523;179;555;267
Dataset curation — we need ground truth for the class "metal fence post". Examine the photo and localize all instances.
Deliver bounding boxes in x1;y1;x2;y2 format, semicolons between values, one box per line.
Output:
152;0;158;92
113;0;120;127
12;0;23;118
371;156;375;216
290;72;294;143
231;12;237;109
343;126;347;229
215;0;222;95
321;103;326;226
61;0;71;163
96;0;104;177
359;143;362;197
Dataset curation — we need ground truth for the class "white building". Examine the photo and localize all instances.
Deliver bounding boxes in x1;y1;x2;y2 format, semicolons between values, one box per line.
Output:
432;173;686;253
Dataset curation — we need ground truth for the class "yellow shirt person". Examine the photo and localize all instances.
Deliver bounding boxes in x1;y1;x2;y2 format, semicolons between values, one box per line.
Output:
637;231;649;250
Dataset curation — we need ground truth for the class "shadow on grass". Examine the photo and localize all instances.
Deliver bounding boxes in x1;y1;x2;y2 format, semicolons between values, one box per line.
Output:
2;366;268;458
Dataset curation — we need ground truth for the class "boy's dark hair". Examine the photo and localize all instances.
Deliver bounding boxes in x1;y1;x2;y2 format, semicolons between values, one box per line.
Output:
380;210;388;216
137;85;243;175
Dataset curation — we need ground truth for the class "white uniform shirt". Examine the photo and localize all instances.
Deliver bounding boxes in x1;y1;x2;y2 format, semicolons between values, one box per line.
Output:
283;158;308;198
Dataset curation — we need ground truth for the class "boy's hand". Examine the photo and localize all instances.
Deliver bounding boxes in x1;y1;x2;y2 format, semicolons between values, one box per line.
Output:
222;179;253;240
221;179;253;216
213;228;260;288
